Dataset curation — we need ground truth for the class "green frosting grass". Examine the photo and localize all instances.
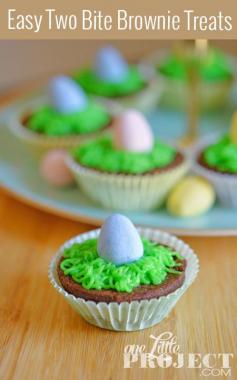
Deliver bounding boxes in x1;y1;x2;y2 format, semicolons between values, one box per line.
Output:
73;136;176;175
26;103;111;137
60;238;183;293
158;49;233;82
73;65;145;97
204;135;237;174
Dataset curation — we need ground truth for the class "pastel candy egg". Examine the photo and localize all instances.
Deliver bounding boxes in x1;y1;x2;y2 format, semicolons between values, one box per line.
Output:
113;110;154;152
94;46;129;83
40;149;74;187
48;76;88;114
98;214;143;265
167;176;215;217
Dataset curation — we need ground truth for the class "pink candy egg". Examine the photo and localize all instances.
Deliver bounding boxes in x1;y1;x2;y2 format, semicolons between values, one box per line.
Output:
113;110;154;152
40;149;74;187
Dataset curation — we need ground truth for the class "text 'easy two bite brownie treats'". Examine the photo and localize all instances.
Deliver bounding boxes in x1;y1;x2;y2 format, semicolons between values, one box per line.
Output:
49;214;199;331
67;110;190;211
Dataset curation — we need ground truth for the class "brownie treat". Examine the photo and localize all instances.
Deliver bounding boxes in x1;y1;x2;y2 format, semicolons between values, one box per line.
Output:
198;152;236;176
23;104;111;137
158;48;233;83
73;64;145;99
72;135;183;176
198;135;237;176
58;257;186;303
79;151;184;177
57;227;186;304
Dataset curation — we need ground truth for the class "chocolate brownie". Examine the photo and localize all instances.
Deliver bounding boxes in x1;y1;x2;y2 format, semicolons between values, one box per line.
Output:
198;151;237;176
57;258;186;304
101;82;147;99
22;114;112;136
77;152;185;177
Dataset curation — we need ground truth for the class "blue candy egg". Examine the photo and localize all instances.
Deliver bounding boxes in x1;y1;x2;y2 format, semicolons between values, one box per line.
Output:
48;76;88;114
94;46;129;83
98;214;143;265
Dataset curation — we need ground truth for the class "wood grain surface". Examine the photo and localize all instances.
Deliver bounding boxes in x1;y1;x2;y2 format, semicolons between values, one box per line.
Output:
0;188;236;380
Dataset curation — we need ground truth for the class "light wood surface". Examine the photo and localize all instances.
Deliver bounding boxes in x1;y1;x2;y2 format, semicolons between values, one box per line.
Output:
0;188;236;380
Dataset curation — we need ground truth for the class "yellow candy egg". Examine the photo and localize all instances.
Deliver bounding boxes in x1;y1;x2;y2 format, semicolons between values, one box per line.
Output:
167;176;215;217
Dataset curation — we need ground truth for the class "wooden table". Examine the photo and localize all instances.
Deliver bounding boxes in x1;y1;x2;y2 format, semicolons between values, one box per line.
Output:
0;188;236;380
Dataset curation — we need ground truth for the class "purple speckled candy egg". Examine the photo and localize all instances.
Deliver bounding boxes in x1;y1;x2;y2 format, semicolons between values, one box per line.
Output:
113;110;154;152
48;75;88;114
98;214;144;265
94;46;129;83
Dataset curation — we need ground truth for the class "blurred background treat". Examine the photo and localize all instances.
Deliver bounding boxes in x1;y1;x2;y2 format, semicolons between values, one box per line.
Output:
1;40;237;95
1;39;237;223
156;40;234;111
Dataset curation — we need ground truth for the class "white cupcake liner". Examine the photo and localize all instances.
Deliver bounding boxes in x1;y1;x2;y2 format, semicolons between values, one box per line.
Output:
48;227;199;331
67;154;190;211
193;134;237;208
8;95;112;159
141;49;235;111
160;78;233;111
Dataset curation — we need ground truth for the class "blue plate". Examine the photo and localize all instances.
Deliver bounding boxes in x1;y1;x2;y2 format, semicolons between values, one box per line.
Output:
1;92;237;236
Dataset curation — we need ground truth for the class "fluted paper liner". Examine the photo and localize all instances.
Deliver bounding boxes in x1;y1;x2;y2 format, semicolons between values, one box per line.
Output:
67;155;190;211
49;228;199;331
193;134;237;208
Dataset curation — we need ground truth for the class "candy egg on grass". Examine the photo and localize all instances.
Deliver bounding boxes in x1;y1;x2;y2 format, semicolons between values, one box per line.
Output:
167;176;215;217
40;149;74;187
48;75;88;114
229;111;237;144
113;110;154;152
98;214;143;265
94;45;129;83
